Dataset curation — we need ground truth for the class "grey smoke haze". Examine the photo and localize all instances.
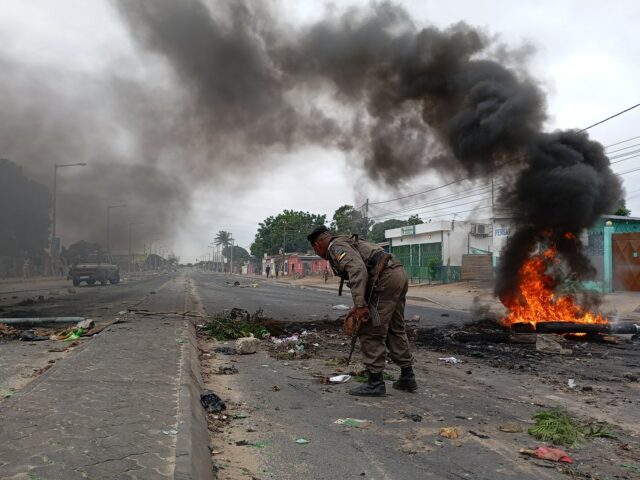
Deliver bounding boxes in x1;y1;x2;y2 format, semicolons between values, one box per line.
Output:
114;0;621;300
1;0;622;296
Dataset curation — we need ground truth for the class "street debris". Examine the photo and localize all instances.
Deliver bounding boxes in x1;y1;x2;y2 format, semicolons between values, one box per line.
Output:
439;427;460;439
0;323;18;338
213;346;237;355
200;390;226;413
519;446;573;464
499;421;523;433
235;336;259;354
332;304;350;310
439;356;463;364
272;385;280;391
334;418;370;428
0;317;86;328
202;309;270;341
528;409;615;446
295;438;310;444
536;334;572;355
329;374;351;383
468;430;490;439
162;429;178;435
404;413;423;422
216;365;238;375
20;330;49;341
567;378;576;388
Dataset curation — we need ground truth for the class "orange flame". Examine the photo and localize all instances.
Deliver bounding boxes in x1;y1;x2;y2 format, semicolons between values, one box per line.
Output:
501;246;607;327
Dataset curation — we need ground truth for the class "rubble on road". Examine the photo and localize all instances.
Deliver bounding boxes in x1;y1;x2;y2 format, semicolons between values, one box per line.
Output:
235;336;259;354
200;390;226;413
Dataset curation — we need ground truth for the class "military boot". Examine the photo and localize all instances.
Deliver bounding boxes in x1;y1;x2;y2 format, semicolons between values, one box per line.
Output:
392;366;418;393
348;371;386;397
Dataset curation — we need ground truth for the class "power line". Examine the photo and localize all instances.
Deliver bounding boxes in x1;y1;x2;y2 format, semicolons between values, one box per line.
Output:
611;153;640;165
604;134;640;149
609;148;640;160
606;142;640;154
579;102;640;132
366;104;640;208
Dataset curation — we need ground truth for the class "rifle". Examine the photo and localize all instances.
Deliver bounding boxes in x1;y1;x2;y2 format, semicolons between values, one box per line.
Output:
346;252;391;366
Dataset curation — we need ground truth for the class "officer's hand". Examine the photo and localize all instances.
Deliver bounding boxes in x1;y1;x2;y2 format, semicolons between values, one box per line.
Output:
349;306;370;323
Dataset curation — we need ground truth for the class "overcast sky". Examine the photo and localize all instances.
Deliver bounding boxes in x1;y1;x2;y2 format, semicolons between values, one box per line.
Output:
1;0;638;262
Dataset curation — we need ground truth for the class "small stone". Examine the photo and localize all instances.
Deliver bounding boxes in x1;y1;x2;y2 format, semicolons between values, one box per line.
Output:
499;421;523;433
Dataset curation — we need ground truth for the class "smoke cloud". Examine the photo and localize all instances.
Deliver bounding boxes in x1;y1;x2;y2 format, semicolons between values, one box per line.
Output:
2;0;621;296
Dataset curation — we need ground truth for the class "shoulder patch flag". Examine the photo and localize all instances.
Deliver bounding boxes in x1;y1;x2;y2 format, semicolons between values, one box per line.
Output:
336;247;346;261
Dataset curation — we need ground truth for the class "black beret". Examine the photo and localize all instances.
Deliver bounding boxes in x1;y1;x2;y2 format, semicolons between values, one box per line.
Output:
307;225;329;243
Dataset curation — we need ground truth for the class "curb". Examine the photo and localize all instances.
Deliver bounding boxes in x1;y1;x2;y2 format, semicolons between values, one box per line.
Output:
174;276;214;480
174;319;214;480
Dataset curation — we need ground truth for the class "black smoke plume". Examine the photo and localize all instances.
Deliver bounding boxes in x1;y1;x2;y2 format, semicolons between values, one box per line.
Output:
113;0;621;301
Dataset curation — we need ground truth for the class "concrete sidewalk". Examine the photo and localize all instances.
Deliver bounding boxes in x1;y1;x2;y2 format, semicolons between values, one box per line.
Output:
0;274;213;480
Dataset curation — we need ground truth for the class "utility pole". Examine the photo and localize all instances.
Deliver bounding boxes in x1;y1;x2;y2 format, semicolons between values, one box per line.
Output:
128;222;144;272
229;236;234;274
282;222;286;276
106;204;127;255
364;198;369;237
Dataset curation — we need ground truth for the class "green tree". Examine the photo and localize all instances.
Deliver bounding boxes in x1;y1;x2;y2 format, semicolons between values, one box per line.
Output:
330;204;373;237
0;159;51;265
222;245;251;263
611;198;631;216
369;219;407;243
407;214;424;225
250;210;327;258
214;230;232;247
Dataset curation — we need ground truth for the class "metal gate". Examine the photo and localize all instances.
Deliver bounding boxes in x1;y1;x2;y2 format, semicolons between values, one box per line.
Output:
612;232;640;291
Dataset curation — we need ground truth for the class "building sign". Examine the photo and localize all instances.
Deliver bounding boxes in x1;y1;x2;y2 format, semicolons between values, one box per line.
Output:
401;225;415;236
494;227;510;237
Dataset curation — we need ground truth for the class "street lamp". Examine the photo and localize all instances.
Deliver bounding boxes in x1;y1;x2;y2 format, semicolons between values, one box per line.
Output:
51;162;87;256
106;204;127;255
128;222;144;272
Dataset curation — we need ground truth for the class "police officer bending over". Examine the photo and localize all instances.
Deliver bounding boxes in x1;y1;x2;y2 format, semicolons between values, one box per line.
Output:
307;225;417;397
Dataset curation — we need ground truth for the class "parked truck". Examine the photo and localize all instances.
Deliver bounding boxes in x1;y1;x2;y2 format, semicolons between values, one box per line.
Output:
69;254;120;287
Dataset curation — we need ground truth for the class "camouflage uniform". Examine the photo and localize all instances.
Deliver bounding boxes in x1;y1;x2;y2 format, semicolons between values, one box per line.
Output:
327;235;413;373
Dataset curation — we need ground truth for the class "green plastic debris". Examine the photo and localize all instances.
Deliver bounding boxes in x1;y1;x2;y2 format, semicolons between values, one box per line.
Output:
233;412;249;419
249;440;270;448
334;418;369;428
295;438;310;444
65;327;84;341
3;392;14;398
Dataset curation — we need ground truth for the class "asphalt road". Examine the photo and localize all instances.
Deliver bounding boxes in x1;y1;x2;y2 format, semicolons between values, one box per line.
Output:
191;270;472;329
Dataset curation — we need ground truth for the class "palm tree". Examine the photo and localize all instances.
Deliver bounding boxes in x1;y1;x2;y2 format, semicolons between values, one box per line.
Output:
214;230;232;247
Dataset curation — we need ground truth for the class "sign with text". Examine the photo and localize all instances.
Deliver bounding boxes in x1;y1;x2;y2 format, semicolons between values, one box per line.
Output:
401;225;415;236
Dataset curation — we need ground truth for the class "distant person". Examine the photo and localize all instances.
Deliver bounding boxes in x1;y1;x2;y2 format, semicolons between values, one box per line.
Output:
275;265;279;279
22;257;31;279
265;264;271;278
323;267;329;283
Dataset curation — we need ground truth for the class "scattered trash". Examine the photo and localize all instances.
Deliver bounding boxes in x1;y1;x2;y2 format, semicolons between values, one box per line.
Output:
404;413;423;422
272;385;281;392
535;334;572;355
567;379;576;389
499;421;523;433
235;440;250;446
334;418;370;428
233;412;249;419
0;323;18;338
162;429;178;435
249;440;270;448
235;336;259;354
214;346;237;355
204;311;269;340
295;438;310;444
329;374;351;383
3;391;14;398
332;304;350;310
76;319;95;330
216;365;238;375
468;430;490;439
439;357;463;364
409;314;421;323
118;310;127;315
67;288;77;294
63;327;85;341
20;330;49;342
0;317;85;328
519;446;573;464
200;390;226;413
233;281;240;287
434;439;444;446
439;427;460;439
